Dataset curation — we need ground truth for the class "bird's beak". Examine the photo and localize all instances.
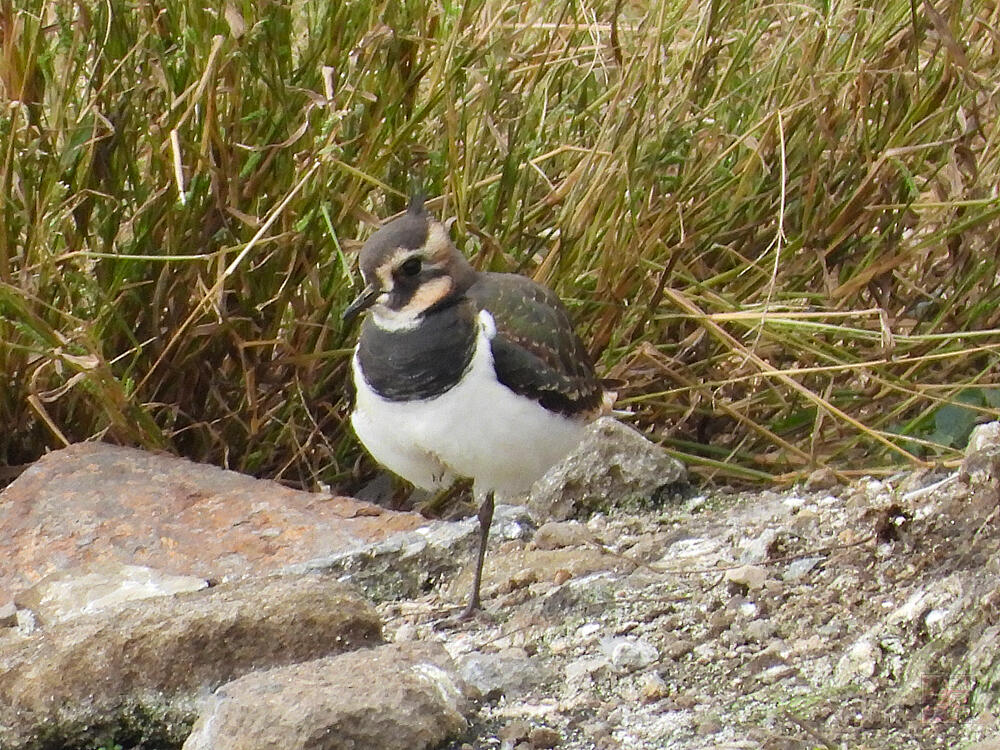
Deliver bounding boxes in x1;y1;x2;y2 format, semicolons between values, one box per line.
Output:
342;284;380;323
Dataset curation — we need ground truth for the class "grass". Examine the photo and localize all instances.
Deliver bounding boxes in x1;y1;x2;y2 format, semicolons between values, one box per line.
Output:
1;0;998;490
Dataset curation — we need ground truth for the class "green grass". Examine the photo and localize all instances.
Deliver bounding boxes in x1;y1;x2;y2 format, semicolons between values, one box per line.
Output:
1;0;998;489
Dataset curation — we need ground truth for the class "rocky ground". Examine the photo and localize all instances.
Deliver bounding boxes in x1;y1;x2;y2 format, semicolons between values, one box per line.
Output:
1;422;999;750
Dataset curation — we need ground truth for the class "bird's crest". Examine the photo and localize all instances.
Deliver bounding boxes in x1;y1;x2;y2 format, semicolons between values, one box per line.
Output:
407;187;426;216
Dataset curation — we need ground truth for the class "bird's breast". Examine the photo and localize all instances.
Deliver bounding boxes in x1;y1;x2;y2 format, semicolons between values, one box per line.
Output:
355;302;478;401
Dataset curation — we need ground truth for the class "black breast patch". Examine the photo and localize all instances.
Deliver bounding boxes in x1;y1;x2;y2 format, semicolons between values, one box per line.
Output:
356;302;478;401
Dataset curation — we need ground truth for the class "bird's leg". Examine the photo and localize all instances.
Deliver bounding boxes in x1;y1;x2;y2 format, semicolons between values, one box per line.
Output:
459;490;495;619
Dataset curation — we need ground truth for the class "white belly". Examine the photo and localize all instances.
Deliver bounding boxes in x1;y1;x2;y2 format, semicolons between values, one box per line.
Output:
350;312;587;499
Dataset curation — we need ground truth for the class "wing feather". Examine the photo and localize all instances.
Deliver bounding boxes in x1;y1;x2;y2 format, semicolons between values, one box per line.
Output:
467;273;605;417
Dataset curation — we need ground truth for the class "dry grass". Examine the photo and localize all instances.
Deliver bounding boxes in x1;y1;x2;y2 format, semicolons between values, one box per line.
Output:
1;0;998;489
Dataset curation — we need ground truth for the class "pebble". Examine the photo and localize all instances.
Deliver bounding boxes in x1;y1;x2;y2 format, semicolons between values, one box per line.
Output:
598;636;659;670
638;671;670;702
784;556;823;583
725;564;767;591
529;727;561;748
565;656;609;684
804;466;839;490
744;619;777;643
741;528;777;564
533;521;596;550
664;637;695;660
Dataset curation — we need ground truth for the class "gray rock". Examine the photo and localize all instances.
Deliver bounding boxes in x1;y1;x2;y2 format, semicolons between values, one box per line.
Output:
783;556;823;583
0;574;382;749
15;561;208;625
528;417;686;521
294;504;534;602
834;637;879;686
565;655;610;684
182;641;474;750
740;528;777;564
743;619;777;644
968;421;1000;453
458;647;552;699
599;635;659;671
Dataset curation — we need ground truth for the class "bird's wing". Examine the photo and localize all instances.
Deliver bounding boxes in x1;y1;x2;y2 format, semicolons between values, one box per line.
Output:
467;272;606;417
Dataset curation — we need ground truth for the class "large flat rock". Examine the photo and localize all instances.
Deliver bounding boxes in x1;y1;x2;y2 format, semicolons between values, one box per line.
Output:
0;442;427;599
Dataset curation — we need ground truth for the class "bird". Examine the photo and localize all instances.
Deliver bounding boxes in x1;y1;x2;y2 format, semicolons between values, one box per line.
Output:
343;196;611;618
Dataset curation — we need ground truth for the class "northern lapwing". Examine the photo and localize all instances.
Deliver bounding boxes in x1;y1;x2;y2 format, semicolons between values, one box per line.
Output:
344;197;611;618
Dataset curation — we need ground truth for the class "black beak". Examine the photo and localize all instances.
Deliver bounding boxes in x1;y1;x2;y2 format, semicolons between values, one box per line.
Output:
343;284;380;323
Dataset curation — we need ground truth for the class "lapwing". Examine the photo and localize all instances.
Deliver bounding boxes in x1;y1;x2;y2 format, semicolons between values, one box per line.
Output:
343;197;611;618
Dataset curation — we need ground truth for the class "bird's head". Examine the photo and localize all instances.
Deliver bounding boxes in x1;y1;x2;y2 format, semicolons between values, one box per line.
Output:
343;197;476;329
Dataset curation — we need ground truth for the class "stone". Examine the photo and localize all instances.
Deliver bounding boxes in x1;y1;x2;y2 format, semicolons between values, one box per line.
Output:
725;564;767;592
298;503;535;602
968;422;1000;453
804;467;839;491
834;637;879;686
740;528;778;564
15;561;208;625
532;520;597;550
529;726;562;748
638;671;670;701
0;574;382;749
458;647;552;699
743;619;777;644
783;556;823;583
598;635;658;671
183;641;473;750
0;442;428;600
565;656;609;684
528;418;686;521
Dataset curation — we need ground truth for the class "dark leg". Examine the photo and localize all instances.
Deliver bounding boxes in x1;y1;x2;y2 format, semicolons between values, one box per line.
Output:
459;490;495;619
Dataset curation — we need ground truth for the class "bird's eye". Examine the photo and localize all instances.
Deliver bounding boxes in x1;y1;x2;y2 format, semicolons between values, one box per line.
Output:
399;257;422;277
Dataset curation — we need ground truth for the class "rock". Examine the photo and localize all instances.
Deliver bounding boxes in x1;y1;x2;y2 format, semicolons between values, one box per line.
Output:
458;647;552;699
804;466;839;491
834;637;879;687
299;503;535;602
0;442;428;600
743;619;777;644
529;726;562;748
638;671;670;701
528;418;686;521
500;719;532;744
664;637;696;660
183;641;473;750
725;565;767;592
15;561;208;625
0;574;382;749
598;636;659;671
783;556;823;583
968;422;1000;453
532;520;596;550
565;656;609;685
740;528;778;564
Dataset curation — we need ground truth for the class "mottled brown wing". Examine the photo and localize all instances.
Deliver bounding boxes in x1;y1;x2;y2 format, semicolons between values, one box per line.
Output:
467;272;605;417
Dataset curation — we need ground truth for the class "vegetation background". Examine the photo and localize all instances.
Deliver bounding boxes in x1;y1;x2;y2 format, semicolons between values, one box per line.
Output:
1;0;998;493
